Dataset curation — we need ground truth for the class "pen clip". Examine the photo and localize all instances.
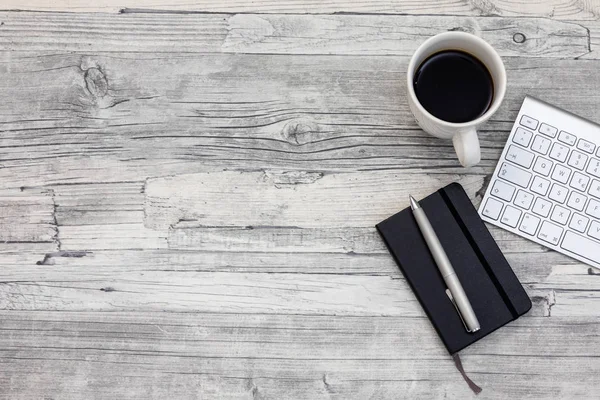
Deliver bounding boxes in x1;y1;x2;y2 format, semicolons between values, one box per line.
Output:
445;289;472;333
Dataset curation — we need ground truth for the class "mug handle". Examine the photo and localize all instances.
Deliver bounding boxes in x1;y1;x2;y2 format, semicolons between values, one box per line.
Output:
452;129;481;168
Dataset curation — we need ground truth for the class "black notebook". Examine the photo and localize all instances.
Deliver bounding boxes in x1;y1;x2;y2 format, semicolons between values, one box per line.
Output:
376;183;531;354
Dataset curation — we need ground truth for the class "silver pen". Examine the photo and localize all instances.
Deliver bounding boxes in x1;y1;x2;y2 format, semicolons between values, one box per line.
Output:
409;195;481;333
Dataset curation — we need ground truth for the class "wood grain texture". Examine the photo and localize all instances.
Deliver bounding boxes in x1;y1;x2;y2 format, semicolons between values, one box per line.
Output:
1;4;600;400
144;171;483;229
0;12;590;58
0;188;56;243
1;312;598;400
9;1;598;63
4;52;600;191
3;0;600;21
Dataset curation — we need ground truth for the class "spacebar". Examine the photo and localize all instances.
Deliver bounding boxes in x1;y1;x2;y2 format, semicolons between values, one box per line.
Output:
561;231;600;263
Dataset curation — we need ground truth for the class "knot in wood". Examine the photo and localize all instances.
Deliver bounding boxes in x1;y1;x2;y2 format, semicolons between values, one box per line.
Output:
513;33;526;44
281;119;318;145
84;67;108;98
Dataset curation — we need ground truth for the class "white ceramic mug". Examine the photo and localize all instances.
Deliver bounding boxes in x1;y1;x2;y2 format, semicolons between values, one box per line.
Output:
407;32;507;167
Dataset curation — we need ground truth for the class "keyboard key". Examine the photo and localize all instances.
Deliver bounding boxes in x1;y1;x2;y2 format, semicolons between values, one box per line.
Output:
520;115;538;130
533;156;553;176
501;205;521;228
498;162;532;188
519;213;540;236
558;130;576;146
531;176;550;196
551;164;571;184
589;221;600;241
505;145;535;168
538;220;563;245
567;191;587;211
549;183;568;204
532;197;552;217
586;158;600;178
589;179;600;199
490;180;515;202
514;190;534;209
513;127;533;147
569;171;590;192
569;213;589;233
549;142;569;163
539;123;557;138
531;135;551;155
577;139;596;154
482;198;503;220
586;198;600;218
561;231;600;263
567;150;588;170
550;205;570;225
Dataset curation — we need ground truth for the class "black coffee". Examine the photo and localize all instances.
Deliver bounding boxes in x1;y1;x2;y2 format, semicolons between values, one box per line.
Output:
413;50;493;123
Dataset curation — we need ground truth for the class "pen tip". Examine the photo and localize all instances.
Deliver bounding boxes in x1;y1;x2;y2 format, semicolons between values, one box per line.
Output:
409;195;420;210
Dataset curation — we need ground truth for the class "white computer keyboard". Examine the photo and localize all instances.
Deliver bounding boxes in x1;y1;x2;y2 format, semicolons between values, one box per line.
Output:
479;96;600;269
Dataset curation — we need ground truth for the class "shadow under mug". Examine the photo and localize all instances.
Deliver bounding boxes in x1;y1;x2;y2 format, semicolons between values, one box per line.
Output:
407;32;507;168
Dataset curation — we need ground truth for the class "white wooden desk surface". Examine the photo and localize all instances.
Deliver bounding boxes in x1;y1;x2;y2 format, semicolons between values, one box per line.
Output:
1;1;599;399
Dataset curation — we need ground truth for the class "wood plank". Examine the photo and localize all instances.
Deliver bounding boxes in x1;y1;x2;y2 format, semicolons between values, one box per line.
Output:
10;245;582;278
0;312;598;399
3;53;600;190
3;0;600;21
0;272;418;315
167;225;555;255
1;359;595;400
143;170;484;229
0;312;596;357
0;187;56;243
220;14;588;58
0;12;589;58
1;240;594;284
0;266;596;317
59;223;168;250
4;250;594;319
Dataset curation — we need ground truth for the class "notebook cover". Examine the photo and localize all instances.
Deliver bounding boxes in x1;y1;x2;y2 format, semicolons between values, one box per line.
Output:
376;182;531;354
